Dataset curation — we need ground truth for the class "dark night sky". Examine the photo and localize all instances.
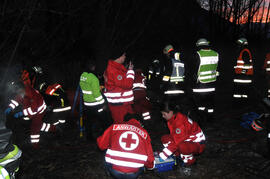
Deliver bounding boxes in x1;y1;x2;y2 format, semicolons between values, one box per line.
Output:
0;0;269;89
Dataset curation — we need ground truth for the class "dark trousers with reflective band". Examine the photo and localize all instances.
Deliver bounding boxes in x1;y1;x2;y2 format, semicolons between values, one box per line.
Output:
193;91;215;114
233;82;252;109
105;162;144;179
43;109;69;125
133;89;152;120
164;82;190;112
84;104;110;140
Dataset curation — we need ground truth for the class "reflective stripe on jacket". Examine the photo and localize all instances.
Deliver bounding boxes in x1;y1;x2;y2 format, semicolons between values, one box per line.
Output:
9;85;47;117
234;48;253;75
97;119;155;173
170;56;184;83
104;60;134;104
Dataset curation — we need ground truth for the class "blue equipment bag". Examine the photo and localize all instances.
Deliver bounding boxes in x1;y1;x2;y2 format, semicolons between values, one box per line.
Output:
240;112;260;129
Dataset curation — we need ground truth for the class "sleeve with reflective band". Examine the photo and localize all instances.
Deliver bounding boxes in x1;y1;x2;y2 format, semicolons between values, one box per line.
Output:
0;166;10;179
22;86;47;117
197;50;219;83
23;101;46;116
8;100;19;109
45;83;62;96
159;135;178;160
97;121;154;173
162;75;170;81
234;48;253;75
133;71;147;89
90;73;104;104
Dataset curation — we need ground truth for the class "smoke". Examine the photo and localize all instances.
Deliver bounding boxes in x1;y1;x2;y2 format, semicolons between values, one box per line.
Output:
0;63;23;123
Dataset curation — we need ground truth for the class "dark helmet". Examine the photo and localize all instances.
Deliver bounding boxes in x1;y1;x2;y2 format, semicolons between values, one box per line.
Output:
163;44;174;55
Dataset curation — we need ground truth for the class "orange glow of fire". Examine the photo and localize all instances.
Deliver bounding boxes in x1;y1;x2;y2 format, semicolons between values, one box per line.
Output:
228;6;270;24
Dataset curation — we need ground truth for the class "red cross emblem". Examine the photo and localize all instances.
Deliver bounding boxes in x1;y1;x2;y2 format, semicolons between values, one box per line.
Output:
122;134;136;148
119;131;139;150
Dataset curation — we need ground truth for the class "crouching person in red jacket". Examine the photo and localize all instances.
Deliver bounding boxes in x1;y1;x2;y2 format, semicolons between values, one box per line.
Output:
97;113;155;179
5;81;54;149
159;101;206;166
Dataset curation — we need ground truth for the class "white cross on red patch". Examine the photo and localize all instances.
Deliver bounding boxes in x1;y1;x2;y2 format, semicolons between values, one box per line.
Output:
119;131;139;151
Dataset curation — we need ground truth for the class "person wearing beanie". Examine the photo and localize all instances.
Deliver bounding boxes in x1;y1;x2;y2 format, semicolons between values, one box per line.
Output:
103;48;135;123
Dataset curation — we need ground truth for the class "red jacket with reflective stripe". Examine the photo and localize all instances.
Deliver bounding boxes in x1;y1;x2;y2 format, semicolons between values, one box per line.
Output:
167;113;205;146
13;84;46;117
104;60;134;104
97;119;154;173
159;113;205;159
235;48;253;75
133;70;147;100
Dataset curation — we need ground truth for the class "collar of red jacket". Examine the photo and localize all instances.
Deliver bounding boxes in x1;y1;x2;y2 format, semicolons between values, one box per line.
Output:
167;113;178;124
127;119;142;128
108;60;127;72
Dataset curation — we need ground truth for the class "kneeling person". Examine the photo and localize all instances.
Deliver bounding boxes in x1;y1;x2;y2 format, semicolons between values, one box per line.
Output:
159;101;206;166
97;114;155;179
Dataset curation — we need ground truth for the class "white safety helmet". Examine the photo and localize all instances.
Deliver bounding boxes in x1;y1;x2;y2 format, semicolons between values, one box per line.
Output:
236;37;248;46
32;66;43;74
196;38;209;47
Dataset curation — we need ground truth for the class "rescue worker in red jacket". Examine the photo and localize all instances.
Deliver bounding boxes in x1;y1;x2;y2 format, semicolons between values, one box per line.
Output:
5;81;55;149
104;49;135;123
158;100;206;166
263;52;270;99
132;69;152;121
21;66;71;127
21;66;43;88
97;113;155;179
233;37;254;108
